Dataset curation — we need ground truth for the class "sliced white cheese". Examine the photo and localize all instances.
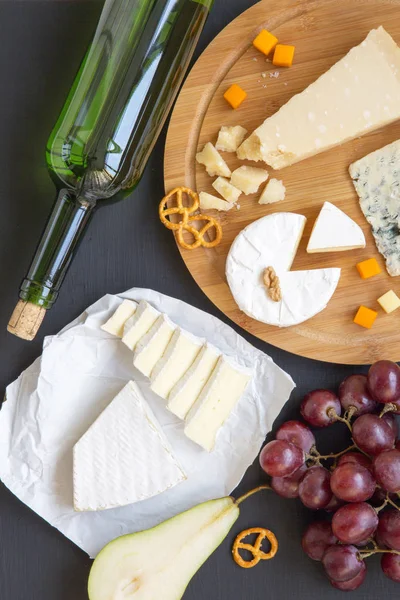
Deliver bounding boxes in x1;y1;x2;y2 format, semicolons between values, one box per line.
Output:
226;213;341;327
238;27;400;169
184;356;252;452
230;166;269;195
168;344;220;419
122;300;160;351
133;315;176;377
196;142;231;177
73;381;186;512
349;139;400;276
150;328;203;400
216;125;248;152
212;177;241;203
259;178;286;205
307;201;366;253
101;299;138;337
199;192;234;212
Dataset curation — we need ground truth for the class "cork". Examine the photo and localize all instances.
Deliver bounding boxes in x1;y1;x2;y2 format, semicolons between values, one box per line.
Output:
7;300;46;341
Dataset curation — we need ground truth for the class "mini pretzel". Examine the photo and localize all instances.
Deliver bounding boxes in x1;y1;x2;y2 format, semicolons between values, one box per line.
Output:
232;528;278;569
159;187;199;231
176;214;222;250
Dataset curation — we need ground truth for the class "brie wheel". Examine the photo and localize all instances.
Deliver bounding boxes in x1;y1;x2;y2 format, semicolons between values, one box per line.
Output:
226;213;341;327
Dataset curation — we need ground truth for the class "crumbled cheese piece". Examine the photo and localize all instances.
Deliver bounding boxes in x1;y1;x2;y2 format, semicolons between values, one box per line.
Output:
259;178;286;204
230;166;269;195
215;125;248;153
199;192;234;212
212;177;241;203
196;142;231;177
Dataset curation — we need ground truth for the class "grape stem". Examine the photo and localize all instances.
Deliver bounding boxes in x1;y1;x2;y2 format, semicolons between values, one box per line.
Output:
236;485;271;505
359;548;400;559
306;444;356;462
327;408;353;432
387;496;400;512
379;403;398;417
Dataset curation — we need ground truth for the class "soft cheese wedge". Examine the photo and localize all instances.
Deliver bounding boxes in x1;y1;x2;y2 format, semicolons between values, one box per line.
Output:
184;356;252;452
101;299;137;337
307;202;365;253
350;139;400;276
226;213;341;327
133;315;176;377
150;328;203;400
168;344;220;419
238;27;400;169
73;381;186;512
122;300;160;351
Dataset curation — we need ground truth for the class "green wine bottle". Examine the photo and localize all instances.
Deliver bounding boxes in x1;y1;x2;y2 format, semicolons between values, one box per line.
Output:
8;0;213;340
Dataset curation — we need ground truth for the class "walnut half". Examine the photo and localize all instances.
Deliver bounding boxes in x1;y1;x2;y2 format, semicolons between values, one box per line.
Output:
263;267;282;302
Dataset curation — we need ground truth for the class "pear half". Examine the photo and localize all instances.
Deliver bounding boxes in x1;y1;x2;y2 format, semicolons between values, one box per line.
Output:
88;496;239;600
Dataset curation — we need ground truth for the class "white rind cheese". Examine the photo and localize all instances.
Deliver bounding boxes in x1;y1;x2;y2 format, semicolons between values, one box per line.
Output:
349;139;400;276
168;344;220;419
196;142;231;177
212;177;241;203
184;356;252;452
307;201;366;253
101;299;138;337
199;192;234;212
150;329;203;400
259;178;286;204
133;315;176;377
73;381;186;512
216;125;248;152
226;213;341;327
238;27;400;169
122;301;160;351
230;166;269;195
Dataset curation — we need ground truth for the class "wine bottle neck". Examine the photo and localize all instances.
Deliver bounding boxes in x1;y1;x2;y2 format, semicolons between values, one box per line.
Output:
20;190;95;309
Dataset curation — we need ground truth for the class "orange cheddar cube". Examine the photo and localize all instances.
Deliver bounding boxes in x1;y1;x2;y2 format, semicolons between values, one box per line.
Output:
252;29;278;56
223;84;247;109
354;306;378;329
356;258;382;279
273;44;296;67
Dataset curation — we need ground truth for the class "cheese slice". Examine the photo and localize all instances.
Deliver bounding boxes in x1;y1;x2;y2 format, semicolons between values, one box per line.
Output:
133;315;176;377
122;300;160;351
184;356;252;452
349;139;400;276
226;213;341;327
150;328;203;400
73;381;186;511
238;27;400;169
168;344;220;419
307;202;366;253
101;299;137;337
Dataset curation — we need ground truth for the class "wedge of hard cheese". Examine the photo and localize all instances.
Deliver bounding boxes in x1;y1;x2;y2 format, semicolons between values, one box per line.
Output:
307;202;365;253
73;381;186;511
238;27;400;169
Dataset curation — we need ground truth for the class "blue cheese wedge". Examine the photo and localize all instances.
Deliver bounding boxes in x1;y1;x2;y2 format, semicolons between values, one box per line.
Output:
73;381;186;511
133;315;176;377
349;139;400;276
184;356;252;452
101;299;138;337
150;328;203;400
122;301;160;351
238;27;400;169
307;202;365;253
167;344;220;419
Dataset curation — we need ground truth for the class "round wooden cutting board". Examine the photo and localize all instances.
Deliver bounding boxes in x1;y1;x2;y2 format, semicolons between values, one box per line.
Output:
164;0;400;365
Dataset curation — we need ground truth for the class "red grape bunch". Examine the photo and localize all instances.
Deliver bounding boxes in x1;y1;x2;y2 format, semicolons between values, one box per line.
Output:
259;360;400;590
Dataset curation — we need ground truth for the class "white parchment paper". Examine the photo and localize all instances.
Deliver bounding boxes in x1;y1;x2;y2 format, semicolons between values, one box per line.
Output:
0;289;295;557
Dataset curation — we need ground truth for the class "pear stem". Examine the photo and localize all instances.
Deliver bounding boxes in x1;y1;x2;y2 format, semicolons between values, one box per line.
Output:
236;485;271;505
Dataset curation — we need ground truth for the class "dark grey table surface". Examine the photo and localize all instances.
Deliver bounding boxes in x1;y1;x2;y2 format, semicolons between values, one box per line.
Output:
0;1;398;599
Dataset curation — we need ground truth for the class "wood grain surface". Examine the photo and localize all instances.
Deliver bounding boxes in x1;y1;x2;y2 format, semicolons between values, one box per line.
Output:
165;0;400;365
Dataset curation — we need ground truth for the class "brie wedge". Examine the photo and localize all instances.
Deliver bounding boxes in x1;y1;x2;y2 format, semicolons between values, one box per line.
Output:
238;27;400;169
199;192;234;212
226;213;341;327
184;356;252;452
133;315;176;377
73;381;186;512
150;328;203;400
196;142;231;177
168;344;220;419
101;299;138;337
122;300;160;351
216;125;247;152
307;202;365;253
